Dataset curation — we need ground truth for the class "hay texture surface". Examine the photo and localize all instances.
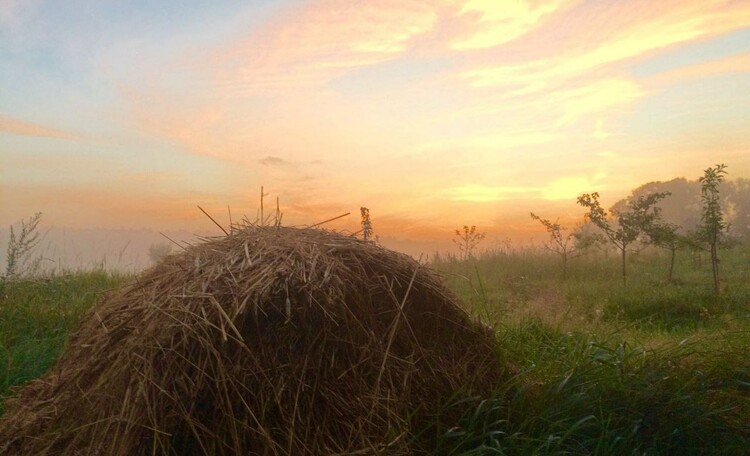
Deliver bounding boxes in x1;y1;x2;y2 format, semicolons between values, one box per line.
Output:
0;226;501;455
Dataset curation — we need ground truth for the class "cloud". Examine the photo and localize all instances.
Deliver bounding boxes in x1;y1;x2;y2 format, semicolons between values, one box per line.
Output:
540;174;607;200
597;150;617;159
551;78;645;125
444;184;533;202
214;0;437;92
451;0;578;50
463;0;750;90
259;156;290;166
647;51;750;87
0;113;85;141
444;172;609;202
593;119;609;140
117;171;185;184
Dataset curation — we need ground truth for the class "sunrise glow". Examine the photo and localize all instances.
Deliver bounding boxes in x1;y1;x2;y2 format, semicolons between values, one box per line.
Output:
2;0;749;247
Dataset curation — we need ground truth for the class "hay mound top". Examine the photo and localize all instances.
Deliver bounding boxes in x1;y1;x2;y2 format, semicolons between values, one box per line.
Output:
0;226;502;455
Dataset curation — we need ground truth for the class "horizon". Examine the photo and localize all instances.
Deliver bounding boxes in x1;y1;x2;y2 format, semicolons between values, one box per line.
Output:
2;0;750;244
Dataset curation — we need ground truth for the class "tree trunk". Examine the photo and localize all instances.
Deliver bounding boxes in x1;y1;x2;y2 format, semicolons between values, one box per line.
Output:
668;247;676;282
562;253;567;281
621;247;627;287
710;243;720;294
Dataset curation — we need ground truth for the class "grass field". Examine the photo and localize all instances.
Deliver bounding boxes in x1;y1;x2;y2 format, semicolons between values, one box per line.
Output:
0;271;127;416
1;246;749;454
430;246;750;454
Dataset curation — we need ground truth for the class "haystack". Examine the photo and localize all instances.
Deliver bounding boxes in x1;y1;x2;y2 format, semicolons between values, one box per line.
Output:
0;226;502;455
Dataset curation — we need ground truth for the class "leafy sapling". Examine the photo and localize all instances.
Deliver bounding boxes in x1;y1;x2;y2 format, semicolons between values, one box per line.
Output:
577;192;670;286
530;212;577;280
697;163;728;294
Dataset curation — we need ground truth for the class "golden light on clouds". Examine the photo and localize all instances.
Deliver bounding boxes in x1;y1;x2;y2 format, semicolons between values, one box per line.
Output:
1;0;749;245
541;174;607;201
445;184;532;202
216;0;437;92
452;0;574;50
446;174;606;203
554;78;646;126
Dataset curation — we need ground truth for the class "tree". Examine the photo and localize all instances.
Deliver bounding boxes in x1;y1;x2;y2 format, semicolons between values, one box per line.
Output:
610;178;701;232
453;225;485;261
5;212;43;279
530;212;577;280
577;191;670;286
644;221;683;282
571;220;607;254
697;163;728;294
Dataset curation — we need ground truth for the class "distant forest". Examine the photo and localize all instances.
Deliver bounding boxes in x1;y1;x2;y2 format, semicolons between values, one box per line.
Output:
610;177;750;243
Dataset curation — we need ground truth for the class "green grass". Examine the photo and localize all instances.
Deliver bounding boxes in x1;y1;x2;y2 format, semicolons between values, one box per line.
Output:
428;321;750;455
1;246;749;454
427;246;750;454
0;271;127;414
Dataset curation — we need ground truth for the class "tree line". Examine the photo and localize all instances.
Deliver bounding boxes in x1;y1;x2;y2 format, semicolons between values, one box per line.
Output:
531;164;730;293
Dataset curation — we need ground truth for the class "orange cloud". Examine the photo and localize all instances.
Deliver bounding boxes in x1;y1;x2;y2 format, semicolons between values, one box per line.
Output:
0;113;84;141
0;180;241;231
215;0;437;92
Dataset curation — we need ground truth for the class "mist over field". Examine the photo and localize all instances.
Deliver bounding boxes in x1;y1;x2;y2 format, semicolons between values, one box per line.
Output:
3;175;749;275
0;224;453;274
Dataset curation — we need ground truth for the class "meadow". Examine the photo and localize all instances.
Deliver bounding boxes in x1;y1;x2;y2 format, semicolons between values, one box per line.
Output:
1;245;749;454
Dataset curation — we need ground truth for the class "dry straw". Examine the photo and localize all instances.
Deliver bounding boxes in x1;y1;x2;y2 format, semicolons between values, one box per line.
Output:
0;225;503;455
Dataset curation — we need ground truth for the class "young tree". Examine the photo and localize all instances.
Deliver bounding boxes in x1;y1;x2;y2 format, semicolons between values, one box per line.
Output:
530;212;577;280
644;221;683;282
453;225;486;261
577;192;670;286
697;163;728;294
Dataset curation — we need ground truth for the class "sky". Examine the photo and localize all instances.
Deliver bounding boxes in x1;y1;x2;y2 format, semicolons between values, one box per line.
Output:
1;0;749;246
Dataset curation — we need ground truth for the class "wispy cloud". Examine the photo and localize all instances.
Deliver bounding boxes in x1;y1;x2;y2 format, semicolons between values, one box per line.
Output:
0;113;85;141
214;0;437;92
647;51;750;86
463;0;750;89
551;78;645;125
451;0;578;50
259;156;290;166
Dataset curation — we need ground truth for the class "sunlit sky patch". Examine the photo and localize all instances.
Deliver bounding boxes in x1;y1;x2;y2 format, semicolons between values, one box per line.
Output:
1;0;749;242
